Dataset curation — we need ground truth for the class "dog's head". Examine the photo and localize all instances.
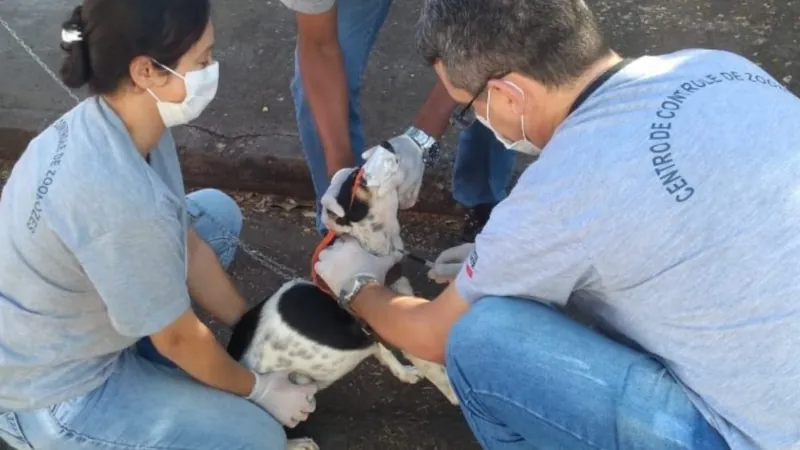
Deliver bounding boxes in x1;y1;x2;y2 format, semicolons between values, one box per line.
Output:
321;143;403;256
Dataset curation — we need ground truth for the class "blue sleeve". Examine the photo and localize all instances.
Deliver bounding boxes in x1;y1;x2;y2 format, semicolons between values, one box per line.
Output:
73;218;190;338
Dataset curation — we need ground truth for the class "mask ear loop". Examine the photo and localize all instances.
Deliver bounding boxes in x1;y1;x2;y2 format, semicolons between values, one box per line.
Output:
146;59;186;103
152;59;186;80
504;81;532;143
485;89;494;127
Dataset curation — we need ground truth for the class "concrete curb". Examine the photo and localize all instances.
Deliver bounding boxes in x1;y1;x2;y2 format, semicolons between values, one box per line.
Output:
0;126;490;218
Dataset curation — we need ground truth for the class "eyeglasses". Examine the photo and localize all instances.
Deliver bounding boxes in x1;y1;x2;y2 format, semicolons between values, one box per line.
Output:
450;90;481;129
449;72;510;130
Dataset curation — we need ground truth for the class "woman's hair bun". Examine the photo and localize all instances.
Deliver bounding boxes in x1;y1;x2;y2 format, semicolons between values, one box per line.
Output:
58;5;92;89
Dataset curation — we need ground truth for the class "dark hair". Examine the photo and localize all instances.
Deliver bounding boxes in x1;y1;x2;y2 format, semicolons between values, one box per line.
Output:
416;0;611;93
59;0;212;94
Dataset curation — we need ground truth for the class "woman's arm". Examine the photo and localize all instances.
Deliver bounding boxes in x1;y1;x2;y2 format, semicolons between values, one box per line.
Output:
150;307;255;396
187;229;246;327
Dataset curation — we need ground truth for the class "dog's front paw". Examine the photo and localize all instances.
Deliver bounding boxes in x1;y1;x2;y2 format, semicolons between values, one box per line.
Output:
393;365;424;384
287;437;320;450
389;276;413;296
374;343;424;384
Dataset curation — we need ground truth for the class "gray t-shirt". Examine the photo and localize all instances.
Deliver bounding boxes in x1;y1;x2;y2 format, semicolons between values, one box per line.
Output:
0;97;190;411
456;48;800;450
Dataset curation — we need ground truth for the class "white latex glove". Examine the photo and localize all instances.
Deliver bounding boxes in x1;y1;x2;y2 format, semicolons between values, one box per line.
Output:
320;167;360;221
247;370;318;428
427;243;475;284
313;237;404;297
362;134;424;210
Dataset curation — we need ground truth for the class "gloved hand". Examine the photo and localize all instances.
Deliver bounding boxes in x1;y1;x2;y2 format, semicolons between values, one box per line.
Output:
314;237;404;297
362;134;425;210
247;370;318;428
427;243;475;284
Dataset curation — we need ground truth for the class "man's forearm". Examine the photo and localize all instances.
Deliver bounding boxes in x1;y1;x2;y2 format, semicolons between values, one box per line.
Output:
187;231;246;327
350;284;445;362
151;310;255;397
411;78;459;141
298;40;353;177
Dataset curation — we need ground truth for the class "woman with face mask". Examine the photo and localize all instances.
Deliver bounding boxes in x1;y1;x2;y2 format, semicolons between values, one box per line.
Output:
0;1;317;448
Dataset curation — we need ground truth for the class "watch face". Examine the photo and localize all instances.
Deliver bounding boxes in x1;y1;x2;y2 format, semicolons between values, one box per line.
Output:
424;143;441;166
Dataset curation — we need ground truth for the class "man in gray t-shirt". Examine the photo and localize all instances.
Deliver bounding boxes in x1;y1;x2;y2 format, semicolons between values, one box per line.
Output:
311;1;800;449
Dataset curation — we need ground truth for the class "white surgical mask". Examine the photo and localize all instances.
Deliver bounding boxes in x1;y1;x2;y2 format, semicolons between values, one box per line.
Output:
147;60;219;128
475;83;541;156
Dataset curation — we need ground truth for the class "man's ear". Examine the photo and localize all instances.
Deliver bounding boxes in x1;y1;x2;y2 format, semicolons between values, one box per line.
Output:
487;78;528;115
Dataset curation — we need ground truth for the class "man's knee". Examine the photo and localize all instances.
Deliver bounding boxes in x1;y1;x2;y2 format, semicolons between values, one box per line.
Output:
447;296;516;368
446;296;560;365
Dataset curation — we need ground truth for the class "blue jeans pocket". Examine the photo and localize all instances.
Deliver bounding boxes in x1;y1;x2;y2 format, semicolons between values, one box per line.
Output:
0;412;33;450
48;393;90;432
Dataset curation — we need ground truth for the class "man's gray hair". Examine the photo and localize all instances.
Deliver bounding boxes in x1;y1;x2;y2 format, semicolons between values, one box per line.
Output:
416;0;610;94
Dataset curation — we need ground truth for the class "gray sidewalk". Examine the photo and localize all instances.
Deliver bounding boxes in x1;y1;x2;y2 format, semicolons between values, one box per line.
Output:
2;0;798;214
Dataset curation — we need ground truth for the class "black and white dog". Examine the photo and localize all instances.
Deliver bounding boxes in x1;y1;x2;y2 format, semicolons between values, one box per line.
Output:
227;142;457;449
226;275;457;450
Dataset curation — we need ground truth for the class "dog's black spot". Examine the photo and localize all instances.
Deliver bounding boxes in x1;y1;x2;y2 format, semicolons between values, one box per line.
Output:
272;339;290;351
371;222;384;232
334;169;370;226
276;356;292;368
226;300;267;361
277;282;374;350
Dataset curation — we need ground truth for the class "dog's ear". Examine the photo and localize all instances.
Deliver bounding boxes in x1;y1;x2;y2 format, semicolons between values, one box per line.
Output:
333;171;371;226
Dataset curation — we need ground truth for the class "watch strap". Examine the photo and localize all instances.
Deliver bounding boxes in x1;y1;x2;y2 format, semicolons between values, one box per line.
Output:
338;275;378;315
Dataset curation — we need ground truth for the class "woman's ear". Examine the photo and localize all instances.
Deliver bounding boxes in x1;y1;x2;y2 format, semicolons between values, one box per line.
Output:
129;56;164;91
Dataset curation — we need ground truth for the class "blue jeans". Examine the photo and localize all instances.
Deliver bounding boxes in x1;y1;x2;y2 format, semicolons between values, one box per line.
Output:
0;189;286;450
289;0;516;233
446;297;730;450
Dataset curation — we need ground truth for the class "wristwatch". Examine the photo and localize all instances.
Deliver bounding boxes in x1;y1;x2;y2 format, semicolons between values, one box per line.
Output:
404;126;441;167
337;274;380;316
